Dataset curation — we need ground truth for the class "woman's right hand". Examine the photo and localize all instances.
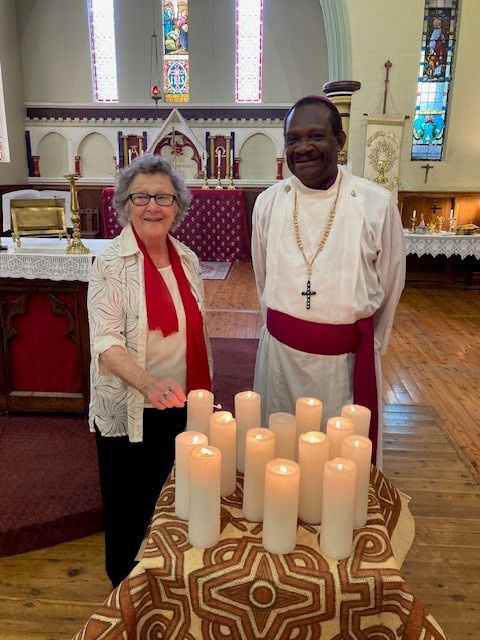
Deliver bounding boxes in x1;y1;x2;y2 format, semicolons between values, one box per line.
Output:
146;377;186;410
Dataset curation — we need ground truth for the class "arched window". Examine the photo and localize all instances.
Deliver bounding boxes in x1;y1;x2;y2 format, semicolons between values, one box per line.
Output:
87;0;118;103
0;62;9;162
162;1;190;103
411;0;459;160
235;0;263;103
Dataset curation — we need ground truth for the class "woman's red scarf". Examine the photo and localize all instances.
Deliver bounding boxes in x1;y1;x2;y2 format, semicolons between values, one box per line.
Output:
132;226;211;393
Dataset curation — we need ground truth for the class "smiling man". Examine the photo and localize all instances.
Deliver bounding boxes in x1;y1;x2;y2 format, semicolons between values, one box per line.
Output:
251;95;406;468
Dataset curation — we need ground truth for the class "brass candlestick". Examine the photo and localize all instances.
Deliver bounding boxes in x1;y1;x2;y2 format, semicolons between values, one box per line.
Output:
64;174;89;254
449;217;456;232
436;216;445;233
201;170;209;190
411;217;416;232
215;164;224;190
227;165;235;189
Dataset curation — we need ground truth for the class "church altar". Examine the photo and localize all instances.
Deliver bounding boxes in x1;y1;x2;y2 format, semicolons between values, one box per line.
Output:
0;237;109;281
0;238;110;413
74;467;447;640
404;232;480;260
102;187;251;262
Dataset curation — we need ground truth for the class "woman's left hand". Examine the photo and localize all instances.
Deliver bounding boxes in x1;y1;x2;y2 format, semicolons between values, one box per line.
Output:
146;377;186;410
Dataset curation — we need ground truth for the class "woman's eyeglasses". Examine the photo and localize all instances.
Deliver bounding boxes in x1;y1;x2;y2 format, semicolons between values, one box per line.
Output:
129;193;177;206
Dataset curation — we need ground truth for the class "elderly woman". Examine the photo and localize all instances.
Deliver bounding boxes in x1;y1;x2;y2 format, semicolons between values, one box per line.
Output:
88;153;212;587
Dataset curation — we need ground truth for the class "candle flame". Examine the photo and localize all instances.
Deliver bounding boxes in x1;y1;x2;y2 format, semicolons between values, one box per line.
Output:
308;398;315;405
246;391;252;398
354;440;361;448
191;435;201;444
200;447;214;456
199;391;204;398
279;464;288;473
350;404;356;412
335;420;341;428
337;463;344;470
255;434;263;440
306;434;320;443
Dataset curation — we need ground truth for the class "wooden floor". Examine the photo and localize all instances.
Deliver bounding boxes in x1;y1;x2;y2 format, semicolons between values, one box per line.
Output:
0;262;478;639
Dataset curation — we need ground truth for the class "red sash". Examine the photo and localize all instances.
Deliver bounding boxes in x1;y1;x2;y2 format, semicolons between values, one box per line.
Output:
267;308;378;464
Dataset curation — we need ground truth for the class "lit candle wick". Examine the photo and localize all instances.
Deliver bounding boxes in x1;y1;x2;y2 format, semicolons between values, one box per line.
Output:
200;447;214;456
255;434;263;440
354;440;360;448
337;463;344;470
279;464;288;473
350;404;356;412
308;398;315;405
191;435;200;444
335;420;341;428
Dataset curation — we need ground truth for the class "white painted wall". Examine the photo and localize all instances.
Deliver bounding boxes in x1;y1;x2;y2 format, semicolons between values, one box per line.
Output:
0;0;28;184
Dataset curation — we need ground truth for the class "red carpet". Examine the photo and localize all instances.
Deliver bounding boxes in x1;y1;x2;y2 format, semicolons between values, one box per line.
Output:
0;338;258;557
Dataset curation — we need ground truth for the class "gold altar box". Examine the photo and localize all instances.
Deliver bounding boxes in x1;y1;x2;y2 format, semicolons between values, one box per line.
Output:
455;223;479;235
10;198;69;247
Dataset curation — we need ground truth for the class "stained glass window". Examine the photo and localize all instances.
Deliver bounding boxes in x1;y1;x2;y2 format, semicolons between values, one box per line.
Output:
162;1;189;103
87;0;118;103
411;0;459;161
236;0;263;103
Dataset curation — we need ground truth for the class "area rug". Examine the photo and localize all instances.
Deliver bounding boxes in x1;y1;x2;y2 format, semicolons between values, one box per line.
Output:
200;261;232;280
0;338;258;557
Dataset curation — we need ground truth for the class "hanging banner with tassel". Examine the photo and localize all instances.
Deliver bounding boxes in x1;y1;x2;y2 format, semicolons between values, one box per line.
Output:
363;114;406;201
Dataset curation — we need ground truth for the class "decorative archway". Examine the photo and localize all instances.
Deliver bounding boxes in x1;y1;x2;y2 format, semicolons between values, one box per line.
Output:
320;0;352;82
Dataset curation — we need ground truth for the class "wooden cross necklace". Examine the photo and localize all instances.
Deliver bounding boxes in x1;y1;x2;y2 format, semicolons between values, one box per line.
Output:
292;173;342;309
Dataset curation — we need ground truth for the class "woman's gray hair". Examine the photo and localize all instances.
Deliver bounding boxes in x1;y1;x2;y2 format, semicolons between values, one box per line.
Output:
113;153;192;229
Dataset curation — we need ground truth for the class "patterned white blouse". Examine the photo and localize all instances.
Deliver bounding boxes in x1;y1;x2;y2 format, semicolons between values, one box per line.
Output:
87;223;212;442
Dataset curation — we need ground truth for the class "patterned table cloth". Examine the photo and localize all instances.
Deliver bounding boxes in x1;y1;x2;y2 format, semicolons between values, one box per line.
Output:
102;188;251;262
0;238;109;282
405;231;480;260
75;468;447;640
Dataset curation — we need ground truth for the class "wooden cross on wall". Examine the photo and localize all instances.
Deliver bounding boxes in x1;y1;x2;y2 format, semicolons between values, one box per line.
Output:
421;163;434;183
429;200;442;215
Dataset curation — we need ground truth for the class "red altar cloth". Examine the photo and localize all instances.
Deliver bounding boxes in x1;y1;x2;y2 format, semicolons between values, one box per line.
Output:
101;188;251;262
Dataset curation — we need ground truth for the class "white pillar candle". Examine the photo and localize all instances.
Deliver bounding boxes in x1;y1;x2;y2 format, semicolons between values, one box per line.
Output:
298;431;329;524
341;404;371;438
242;428;275;522
412;209;416;219
188;445;221;548
326;416;355;459
186;389;214;435
295;397;323;459
320;458;357;560
234;390;261;473
341;435;372;529
450;208;454;220
269;412;296;460
263;458;300;554
209;411;237;497
174;431;208;520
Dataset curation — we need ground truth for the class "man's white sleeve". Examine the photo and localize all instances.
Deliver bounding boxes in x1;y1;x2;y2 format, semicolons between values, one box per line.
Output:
374;195;406;354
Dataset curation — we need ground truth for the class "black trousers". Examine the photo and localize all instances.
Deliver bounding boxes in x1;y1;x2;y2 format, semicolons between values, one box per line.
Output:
95;407;187;587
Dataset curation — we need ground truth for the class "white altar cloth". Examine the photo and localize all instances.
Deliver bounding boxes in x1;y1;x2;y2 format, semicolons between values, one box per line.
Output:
404;231;480;260
2;189;73;231
0;238;109;282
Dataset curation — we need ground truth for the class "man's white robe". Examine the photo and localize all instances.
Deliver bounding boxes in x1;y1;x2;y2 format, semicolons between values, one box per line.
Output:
251;166;406;470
